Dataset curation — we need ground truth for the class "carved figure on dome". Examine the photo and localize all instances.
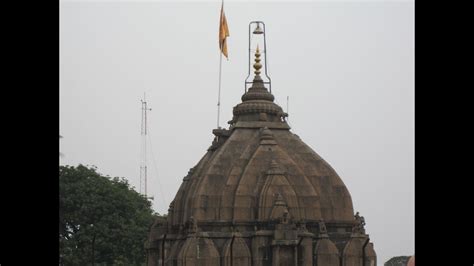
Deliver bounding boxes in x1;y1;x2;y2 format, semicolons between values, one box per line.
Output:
186;216;198;234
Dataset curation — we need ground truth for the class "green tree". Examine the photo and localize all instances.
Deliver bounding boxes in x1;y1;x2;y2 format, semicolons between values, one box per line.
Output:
59;164;158;265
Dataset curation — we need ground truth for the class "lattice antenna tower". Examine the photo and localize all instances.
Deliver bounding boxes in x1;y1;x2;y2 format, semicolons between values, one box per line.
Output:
140;93;153;199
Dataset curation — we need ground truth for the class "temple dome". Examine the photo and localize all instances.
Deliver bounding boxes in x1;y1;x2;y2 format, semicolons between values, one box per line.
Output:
168;116;354;225
147;27;375;266
167;49;354;227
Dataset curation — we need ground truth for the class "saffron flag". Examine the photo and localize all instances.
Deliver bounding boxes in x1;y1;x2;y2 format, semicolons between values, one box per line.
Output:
219;3;229;59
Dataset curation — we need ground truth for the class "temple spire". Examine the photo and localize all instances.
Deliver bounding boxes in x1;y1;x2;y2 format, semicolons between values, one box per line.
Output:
239;44;275;103
254;45;262;76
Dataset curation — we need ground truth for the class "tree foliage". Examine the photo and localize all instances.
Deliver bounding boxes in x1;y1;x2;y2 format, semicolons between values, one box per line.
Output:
384;256;411;266
59;164;157;265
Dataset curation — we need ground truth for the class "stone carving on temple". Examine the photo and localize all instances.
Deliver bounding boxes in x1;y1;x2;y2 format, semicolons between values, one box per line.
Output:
145;21;376;266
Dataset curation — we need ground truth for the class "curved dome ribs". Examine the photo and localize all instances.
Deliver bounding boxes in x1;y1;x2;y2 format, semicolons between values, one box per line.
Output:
232;134;273;221
184;150;221;221
177;237;220;266
221;130;261;221
174;145;224;226
166;239;185;266
182;150;221;223
148;34;375;266
258;165;299;221
268;144;322;222
227;127;326;223
314;239;341;266
272;131;354;222
171;151;213;226
191;129;259;222
168;126;354;226
223;235;252;266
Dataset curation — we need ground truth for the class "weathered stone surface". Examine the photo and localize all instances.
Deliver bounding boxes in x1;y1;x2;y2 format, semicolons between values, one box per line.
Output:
223;234;251;266
146;37;375;266
314;238;340;266
176;236;220;266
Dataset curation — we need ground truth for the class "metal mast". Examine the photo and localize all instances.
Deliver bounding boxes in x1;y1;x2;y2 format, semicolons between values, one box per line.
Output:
140;93;152;197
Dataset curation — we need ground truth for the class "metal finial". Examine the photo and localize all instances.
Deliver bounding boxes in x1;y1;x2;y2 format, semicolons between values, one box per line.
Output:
253;45;262;75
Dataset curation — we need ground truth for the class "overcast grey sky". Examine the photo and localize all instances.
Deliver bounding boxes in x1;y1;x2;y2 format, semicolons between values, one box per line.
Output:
60;0;413;264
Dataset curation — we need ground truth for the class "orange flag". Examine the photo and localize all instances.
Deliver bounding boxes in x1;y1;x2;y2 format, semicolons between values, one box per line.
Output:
219;3;230;59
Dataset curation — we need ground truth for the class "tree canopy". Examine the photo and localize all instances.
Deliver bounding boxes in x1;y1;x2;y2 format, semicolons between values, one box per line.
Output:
59;164;157;265
384;256;411;266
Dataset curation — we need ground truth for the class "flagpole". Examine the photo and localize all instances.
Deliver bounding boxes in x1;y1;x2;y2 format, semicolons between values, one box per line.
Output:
217;48;223;128
217;0;227;129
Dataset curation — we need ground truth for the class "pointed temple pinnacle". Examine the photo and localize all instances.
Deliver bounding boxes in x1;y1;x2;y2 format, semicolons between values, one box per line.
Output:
253;45;262;76
240;44;276;103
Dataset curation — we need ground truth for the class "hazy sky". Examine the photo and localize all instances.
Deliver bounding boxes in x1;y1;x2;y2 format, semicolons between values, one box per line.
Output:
60;0;414;264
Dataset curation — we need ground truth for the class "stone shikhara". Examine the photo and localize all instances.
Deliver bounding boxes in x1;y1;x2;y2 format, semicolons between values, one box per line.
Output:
145;22;376;266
